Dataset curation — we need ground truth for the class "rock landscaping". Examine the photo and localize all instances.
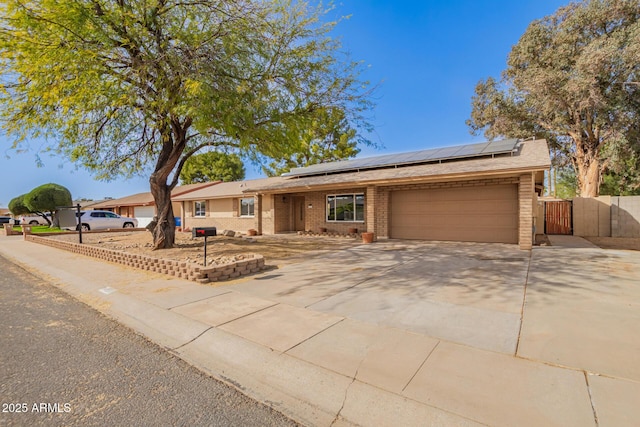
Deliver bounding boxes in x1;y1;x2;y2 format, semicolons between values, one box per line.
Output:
25;229;357;283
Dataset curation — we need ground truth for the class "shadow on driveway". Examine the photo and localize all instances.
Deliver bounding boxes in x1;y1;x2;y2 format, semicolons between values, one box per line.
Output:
230;240;531;354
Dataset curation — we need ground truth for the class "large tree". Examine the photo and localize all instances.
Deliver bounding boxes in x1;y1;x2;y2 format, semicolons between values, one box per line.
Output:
8;194;30;216
468;0;640;197
0;0;372;248
179;151;245;184
261;107;362;176
24;183;73;226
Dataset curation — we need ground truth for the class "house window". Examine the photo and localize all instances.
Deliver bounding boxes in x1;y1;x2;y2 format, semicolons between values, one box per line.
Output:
326;194;365;222
240;198;254;217
194;201;206;217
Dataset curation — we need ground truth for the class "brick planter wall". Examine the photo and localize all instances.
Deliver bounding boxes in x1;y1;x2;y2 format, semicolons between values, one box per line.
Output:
4;224;19;236
25;235;265;283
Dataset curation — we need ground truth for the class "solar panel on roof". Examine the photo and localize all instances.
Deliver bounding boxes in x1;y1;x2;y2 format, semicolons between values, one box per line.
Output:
482;139;518;153
392;152;424;163
282;138;519;177
356;157;385;167
433;145;463;158
454;142;490;157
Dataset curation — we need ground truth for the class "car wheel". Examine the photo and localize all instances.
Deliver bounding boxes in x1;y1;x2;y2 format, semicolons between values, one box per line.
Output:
79;224;90;232
29;220;39;225
123;222;134;228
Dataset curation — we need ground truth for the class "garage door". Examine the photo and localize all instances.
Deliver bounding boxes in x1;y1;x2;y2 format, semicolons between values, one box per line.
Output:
134;206;156;228
390;185;518;243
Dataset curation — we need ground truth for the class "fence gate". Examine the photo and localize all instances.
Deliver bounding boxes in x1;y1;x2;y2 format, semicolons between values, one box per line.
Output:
545;201;573;235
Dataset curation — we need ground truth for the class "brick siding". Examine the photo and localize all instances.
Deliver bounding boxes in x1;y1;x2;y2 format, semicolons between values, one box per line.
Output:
518;173;534;250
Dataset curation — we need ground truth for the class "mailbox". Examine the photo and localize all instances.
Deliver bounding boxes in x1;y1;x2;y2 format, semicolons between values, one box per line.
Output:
192;227;217;238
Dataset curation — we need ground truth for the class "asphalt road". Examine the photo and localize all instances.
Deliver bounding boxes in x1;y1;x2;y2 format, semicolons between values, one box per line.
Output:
0;255;299;427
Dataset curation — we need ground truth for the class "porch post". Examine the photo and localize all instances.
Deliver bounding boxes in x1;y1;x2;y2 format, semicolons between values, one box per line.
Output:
255;194;262;235
519;173;534;250
180;201;185;231
366;186;378;238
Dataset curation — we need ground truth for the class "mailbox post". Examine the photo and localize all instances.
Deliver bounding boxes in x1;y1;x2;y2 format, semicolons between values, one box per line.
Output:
192;227;217;266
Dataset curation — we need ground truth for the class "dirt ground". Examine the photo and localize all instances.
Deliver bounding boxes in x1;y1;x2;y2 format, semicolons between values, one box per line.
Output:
50;230;358;266
583;236;640;251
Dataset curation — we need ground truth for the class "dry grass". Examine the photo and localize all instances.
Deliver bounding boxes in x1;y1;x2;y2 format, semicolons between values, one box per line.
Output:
583;237;640;251
50;230;359;266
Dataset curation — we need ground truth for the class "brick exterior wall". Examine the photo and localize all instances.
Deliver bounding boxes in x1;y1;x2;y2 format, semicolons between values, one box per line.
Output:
273;194;291;233
25;234;265;282
518;173;534;250
375;187;390;239
283;188;368;235
366;186;377;235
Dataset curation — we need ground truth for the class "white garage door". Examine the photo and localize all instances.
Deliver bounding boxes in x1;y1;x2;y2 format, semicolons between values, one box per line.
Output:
134;206;156;228
390;184;518;243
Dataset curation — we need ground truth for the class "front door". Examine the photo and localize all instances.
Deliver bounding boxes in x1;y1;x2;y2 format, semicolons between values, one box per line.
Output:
292;197;305;231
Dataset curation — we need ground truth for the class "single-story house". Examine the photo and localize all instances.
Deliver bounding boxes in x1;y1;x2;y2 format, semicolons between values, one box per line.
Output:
175;138;550;250
74;198;118;210
91;182;219;227
173;177;284;233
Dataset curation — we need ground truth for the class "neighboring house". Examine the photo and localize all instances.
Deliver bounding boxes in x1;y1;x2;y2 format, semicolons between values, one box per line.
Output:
0;207;10;216
74;198;117;210
175;138;550;250
91;182;219;228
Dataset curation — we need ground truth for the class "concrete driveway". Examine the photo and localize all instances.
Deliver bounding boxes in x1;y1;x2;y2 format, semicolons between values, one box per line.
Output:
229;236;640;382
521;236;640;382
230;240;531;354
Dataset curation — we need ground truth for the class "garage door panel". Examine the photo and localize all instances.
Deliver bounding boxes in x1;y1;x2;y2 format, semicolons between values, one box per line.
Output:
390;185;518;243
393;214;517;228
393;186;515;202
391;225;517;243
395;201;517;215
134;206;156;228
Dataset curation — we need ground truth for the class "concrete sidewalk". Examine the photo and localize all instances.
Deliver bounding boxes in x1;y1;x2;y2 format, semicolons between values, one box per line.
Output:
1;234;639;426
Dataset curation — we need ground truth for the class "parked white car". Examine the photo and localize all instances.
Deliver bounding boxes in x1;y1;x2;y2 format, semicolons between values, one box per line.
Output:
19;213;51;225
76;210;138;231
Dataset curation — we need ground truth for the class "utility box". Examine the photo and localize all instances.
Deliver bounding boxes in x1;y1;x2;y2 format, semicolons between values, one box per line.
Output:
192;227;217;238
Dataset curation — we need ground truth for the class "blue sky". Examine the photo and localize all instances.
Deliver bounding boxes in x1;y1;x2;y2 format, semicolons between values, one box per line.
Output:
0;0;568;207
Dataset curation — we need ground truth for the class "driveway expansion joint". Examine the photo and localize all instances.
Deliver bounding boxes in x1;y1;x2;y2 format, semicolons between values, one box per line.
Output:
214;302;280;328
514;249;532;357
584;371;600;427
283;317;346;353
167;290;233;310
402;340;440;392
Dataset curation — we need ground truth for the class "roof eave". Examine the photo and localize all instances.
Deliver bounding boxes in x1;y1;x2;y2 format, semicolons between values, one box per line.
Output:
244;164;550;194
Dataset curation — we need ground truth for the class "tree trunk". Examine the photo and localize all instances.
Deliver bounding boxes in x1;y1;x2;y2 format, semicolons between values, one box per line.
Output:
39;213;52;226
574;143;601;197
147;117;191;250
149;172;176;250
51;211;60;228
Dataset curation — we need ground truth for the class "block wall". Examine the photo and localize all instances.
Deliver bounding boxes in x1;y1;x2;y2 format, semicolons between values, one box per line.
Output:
25;234;265;282
573;196;611;237
611;196;640;237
